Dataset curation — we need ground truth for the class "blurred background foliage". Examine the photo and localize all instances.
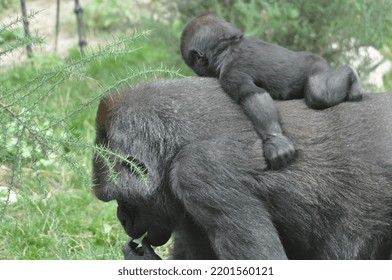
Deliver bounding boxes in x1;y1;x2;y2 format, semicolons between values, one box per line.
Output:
0;0;391;259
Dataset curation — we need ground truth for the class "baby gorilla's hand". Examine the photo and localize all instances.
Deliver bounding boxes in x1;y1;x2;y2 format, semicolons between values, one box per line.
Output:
123;237;161;260
264;134;295;170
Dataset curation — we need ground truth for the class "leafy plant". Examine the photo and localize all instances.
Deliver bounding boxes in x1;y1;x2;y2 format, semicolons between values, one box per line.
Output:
0;15;178;259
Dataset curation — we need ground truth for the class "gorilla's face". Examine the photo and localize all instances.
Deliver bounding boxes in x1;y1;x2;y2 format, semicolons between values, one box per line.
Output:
92;94;180;247
93;137;176;246
180;13;244;78
180;28;213;77
92;130;177;246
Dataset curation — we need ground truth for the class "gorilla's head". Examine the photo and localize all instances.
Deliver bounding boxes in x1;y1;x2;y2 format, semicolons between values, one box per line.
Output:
180;13;243;77
92;90;181;246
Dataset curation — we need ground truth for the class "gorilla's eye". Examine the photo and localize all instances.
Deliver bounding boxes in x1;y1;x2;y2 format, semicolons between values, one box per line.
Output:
122;156;148;179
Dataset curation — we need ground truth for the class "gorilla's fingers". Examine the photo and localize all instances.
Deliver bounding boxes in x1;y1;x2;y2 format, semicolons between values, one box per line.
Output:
142;238;162;260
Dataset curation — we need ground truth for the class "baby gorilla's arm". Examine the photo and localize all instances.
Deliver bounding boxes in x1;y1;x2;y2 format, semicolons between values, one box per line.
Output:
220;71;295;170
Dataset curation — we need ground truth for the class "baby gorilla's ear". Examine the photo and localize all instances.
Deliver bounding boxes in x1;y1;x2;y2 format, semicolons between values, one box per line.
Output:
191;49;207;66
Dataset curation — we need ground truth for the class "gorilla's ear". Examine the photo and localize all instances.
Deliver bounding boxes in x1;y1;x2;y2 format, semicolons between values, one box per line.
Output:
190;49;207;66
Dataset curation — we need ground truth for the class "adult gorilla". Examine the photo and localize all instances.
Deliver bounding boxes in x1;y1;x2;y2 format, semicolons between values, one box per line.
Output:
92;77;392;259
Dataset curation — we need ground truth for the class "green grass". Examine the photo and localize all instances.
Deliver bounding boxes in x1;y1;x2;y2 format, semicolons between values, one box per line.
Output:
1;186;123;259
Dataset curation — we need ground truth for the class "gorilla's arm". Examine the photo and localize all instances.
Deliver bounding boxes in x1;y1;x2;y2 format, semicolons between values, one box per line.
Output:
170;139;287;259
220;70;295;170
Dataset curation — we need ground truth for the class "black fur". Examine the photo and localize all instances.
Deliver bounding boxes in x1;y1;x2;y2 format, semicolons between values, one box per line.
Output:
93;77;392;259
180;13;363;170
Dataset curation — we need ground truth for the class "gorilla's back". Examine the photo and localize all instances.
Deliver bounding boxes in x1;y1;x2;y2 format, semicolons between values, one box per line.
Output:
124;77;392;170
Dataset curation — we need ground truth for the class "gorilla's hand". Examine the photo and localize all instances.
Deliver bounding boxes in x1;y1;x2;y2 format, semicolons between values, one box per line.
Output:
264;134;295;170
123;238;161;260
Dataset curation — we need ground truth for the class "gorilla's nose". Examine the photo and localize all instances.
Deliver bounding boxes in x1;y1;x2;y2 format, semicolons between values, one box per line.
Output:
93;186;113;202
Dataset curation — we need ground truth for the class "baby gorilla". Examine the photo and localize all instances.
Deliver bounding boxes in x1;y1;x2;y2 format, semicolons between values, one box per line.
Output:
180;13;363;170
